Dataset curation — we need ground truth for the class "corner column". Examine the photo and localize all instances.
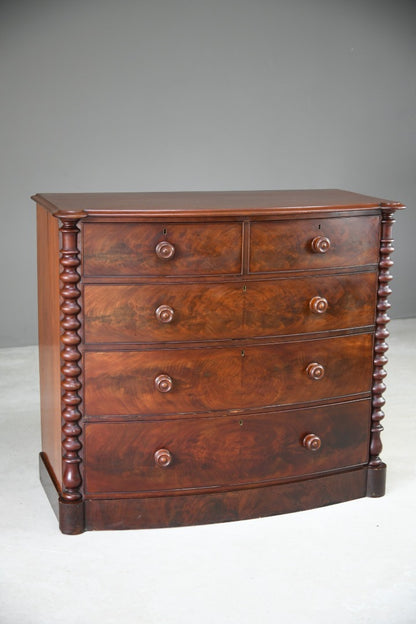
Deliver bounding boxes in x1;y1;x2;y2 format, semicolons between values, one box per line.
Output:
367;205;400;497
58;213;86;533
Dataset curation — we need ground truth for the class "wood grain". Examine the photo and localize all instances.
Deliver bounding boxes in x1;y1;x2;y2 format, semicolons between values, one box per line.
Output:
84;333;374;416
37;205;62;486
33;190;403;533
31;189;405;219
84;400;370;494
84;468;368;531
83;222;242;276
84;272;377;343
249;216;380;272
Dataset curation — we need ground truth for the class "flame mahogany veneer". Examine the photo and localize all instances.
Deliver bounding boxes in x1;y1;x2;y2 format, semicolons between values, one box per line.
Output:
33;189;404;534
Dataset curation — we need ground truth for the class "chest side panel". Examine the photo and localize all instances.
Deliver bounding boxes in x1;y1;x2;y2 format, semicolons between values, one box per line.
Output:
37;205;62;486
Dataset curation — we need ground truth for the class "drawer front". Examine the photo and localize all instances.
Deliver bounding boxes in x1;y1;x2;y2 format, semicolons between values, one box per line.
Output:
83;222;242;276
84;333;373;416
84;400;370;494
84;272;377;343
249;216;380;272
84;281;243;343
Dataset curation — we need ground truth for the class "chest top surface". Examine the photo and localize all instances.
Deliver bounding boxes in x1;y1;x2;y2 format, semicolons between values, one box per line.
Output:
31;189;404;219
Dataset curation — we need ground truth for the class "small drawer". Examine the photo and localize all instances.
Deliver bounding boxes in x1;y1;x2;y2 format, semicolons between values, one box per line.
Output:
249;215;380;273
84;400;370;494
84;333;374;416
84;272;377;344
83;222;242;277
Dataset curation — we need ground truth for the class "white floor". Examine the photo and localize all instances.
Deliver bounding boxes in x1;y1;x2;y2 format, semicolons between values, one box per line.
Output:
0;319;415;624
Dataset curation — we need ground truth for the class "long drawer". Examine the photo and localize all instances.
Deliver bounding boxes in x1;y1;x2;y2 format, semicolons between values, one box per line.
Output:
84;272;377;343
84;400;371;494
84;333;374;416
249;215;380;272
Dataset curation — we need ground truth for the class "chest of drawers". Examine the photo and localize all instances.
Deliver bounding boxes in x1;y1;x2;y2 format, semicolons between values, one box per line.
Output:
33;189;404;534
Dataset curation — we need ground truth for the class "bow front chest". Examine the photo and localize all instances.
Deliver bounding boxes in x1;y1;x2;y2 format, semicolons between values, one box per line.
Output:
33;189;404;534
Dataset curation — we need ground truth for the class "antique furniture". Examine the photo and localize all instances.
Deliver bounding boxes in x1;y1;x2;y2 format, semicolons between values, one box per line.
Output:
33;189;404;534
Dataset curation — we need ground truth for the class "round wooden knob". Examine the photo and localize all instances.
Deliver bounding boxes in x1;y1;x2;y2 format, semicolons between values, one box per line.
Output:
302;433;321;451
311;236;331;254
306;362;325;380
154;448;173;467
309;296;328;314
154;374;173;393
155;240;175;260
155;304;175;323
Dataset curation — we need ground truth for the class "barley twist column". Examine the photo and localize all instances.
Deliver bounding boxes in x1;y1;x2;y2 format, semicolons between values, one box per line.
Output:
59;217;84;502
367;203;402;496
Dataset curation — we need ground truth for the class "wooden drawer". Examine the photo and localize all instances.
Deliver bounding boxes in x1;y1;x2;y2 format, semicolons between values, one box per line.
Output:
84;272;377;343
84;400;370;494
83;222;242;277
84;333;373;416
249;215;380;272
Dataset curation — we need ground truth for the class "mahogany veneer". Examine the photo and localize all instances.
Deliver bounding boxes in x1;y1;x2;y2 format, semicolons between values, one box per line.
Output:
84;334;374;416
84;272;377;343
33;189;404;534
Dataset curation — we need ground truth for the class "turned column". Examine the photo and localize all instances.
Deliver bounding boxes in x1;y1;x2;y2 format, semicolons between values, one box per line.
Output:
59;215;85;505
367;204;401;496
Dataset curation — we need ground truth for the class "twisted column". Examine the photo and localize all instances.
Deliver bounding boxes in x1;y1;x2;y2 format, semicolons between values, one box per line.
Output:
367;204;401;496
59;217;84;501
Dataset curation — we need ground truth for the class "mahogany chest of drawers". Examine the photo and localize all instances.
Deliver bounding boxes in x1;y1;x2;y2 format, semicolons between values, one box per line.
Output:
33;189;404;534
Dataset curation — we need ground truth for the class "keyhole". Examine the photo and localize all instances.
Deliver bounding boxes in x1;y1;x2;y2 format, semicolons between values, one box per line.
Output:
239;420;244;426
163;228;167;236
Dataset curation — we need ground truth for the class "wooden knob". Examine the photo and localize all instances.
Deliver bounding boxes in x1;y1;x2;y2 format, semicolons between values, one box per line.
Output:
154;374;173;393
302;433;321;451
155;240;175;260
154;448;173;467
311;236;331;254
309;296;328;314
155;304;175;323
306;362;325;380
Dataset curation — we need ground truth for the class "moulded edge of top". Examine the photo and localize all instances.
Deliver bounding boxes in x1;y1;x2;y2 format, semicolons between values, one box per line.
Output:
31;190;406;219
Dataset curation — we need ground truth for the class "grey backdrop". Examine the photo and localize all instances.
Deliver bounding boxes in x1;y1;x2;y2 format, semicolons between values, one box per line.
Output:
1;0;415;347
